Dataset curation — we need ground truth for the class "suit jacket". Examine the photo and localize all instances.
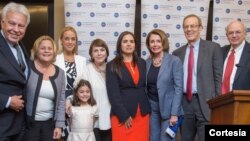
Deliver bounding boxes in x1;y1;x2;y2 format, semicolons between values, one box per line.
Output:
106;58;151;123
222;41;250;90
0;33;30;136
146;53;183;119
172;39;223;120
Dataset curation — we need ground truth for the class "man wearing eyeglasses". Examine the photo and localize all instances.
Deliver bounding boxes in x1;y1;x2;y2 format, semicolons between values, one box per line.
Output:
221;20;250;95
172;14;223;141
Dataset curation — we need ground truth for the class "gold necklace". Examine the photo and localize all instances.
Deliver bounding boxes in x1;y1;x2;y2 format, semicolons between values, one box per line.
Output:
129;63;135;74
35;61;53;79
35;61;51;71
152;57;163;67
64;57;74;62
93;63;106;73
64;53;75;62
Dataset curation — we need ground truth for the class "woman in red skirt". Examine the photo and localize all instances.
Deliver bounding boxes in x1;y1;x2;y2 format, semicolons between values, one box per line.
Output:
106;31;151;141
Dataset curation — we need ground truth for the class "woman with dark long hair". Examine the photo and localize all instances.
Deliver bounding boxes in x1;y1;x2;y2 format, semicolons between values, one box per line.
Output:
106;31;150;141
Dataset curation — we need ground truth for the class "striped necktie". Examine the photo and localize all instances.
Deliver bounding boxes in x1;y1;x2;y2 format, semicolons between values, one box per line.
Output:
14;44;26;72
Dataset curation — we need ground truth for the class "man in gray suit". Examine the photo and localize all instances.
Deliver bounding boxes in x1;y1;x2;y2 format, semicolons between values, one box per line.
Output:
172;14;223;141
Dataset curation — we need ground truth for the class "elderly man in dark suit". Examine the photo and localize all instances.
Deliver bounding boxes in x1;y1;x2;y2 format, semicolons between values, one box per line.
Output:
221;20;250;94
0;2;30;141
172;14;223;141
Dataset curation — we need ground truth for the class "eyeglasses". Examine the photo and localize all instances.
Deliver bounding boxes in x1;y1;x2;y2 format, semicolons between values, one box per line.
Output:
227;31;244;37
183;25;200;30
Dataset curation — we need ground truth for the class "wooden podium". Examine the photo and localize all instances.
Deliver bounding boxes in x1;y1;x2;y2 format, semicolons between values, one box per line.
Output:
207;90;250;124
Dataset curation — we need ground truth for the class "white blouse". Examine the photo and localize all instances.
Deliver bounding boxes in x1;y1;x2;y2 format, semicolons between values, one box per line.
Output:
35;80;54;121
87;63;111;130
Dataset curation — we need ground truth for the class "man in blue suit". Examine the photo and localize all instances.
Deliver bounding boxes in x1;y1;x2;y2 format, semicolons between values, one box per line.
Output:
0;2;30;141
222;20;250;94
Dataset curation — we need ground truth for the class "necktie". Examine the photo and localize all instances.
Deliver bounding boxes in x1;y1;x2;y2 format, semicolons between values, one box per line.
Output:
187;45;194;101
15;45;26;72
222;49;235;95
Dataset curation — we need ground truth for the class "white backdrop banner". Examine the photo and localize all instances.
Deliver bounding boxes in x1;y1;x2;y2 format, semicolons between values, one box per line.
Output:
212;0;250;47
141;0;210;59
64;0;136;60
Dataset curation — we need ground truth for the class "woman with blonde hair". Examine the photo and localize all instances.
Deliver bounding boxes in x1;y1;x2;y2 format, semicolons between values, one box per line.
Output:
25;35;65;141
54;26;88;139
55;26;88;98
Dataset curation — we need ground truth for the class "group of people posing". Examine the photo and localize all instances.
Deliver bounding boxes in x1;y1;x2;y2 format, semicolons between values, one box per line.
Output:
1;2;250;141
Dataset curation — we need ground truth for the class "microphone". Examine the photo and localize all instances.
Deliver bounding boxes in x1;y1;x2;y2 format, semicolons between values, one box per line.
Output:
236;64;250;70
235;64;241;68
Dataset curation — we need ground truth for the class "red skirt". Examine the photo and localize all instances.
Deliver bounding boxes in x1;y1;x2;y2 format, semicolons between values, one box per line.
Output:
111;106;149;141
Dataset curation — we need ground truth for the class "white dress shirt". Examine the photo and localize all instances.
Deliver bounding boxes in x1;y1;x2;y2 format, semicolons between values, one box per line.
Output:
223;40;245;91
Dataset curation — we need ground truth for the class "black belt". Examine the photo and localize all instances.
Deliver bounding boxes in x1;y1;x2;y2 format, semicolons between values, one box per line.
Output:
183;93;198;96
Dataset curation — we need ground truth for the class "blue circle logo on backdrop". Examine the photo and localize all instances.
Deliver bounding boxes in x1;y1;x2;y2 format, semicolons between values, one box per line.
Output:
114;13;119;18
90;31;95;36
125;3;130;8
176;24;181;29
238;0;243;5
247;10;250;15
78;41;82;46
154;5;159;10
215;0;220;4
125;22;130;28
200;7;204;12
213;35;219;40
175;43;180;48
166;33;170;38
77;2;82;7
190;0;194;2
153;23;158;28
101;3;106;8
177;6;182;11
77;21;81;27
90;12;95;17
113;51;117;56
66;12;70;17
142;32;147;37
142;51;147;56
101;22;106;27
215;17;220;22
114;32;119;37
143;14;148;19
247;28;250;32
166;15;171;20
226;9;230;13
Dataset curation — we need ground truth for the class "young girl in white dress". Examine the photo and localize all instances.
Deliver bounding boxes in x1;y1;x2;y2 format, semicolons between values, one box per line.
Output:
67;79;98;141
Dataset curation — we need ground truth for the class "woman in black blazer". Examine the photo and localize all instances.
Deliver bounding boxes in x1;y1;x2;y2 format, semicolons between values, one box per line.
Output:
106;31;150;141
